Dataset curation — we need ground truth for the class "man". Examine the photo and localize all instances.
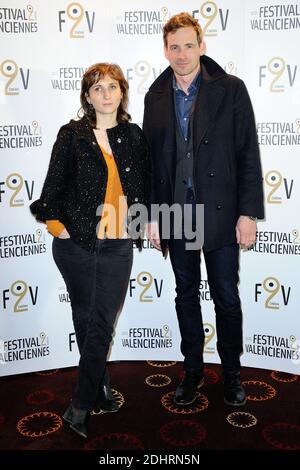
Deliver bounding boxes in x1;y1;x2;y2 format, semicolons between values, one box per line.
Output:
143;12;264;407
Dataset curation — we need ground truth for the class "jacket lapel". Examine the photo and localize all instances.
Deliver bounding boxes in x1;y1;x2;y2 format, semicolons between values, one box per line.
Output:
73;117;106;162
161;86;176;171
193;64;225;155
152;75;176;182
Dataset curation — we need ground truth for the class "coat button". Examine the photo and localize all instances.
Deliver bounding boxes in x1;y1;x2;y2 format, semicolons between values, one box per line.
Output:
160;179;165;184
92;141;97;145
125;167;130;172
203;139;209;144
117;138;122;143
134;197;139;202
42;203;47;207
216;204;222;210
209;172;215;177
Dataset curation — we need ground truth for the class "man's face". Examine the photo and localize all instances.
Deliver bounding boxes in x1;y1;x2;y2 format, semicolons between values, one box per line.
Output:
164;27;204;77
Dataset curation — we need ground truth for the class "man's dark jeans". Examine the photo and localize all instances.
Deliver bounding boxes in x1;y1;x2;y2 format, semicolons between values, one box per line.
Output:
168;238;242;375
53;237;133;410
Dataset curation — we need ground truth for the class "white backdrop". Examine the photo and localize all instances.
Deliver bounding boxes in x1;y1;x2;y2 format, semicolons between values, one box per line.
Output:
1;0;299;376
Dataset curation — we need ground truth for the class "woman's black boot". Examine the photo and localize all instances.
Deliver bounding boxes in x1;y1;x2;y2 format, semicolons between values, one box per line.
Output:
62;402;89;439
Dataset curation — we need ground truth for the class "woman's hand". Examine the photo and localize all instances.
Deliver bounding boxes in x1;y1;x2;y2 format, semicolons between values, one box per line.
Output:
58;228;71;239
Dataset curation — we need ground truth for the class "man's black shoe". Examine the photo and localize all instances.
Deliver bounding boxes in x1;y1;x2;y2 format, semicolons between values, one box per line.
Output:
96;385;119;413
224;373;247;406
174;371;204;406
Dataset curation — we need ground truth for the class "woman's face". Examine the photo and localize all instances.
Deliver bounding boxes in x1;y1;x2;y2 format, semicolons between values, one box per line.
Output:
86;74;122;117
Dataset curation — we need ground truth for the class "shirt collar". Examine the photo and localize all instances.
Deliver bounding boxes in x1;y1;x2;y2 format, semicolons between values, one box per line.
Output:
173;71;201;94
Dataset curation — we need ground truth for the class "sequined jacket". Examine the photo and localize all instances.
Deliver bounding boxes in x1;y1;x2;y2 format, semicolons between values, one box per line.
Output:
30;117;150;252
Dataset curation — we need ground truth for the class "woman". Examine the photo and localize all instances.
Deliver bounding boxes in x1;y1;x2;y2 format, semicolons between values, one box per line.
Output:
30;63;149;438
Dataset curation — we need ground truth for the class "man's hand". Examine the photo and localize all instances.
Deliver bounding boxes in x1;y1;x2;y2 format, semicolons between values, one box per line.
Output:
236;215;256;250
145;221;161;251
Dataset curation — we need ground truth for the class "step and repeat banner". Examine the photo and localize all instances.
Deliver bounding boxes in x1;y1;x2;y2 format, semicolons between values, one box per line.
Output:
1;0;299;376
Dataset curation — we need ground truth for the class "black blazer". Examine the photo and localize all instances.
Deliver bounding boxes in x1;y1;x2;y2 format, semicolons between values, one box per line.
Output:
30;117;150;252
143;55;264;254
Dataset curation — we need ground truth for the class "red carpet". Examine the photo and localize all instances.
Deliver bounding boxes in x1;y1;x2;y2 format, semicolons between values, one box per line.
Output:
0;361;299;464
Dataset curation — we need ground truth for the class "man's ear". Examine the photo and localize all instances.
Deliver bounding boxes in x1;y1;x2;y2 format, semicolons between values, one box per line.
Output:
199;40;206;56
164;45;169;61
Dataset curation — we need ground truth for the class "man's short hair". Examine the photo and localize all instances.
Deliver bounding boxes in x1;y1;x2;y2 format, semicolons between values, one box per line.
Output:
163;12;203;47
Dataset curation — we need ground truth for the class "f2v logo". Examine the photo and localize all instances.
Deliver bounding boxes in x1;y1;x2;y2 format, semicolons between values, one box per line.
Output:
264;170;293;204
204;323;216;353
192;1;229;36
2;281;39;312
129;272;163;302
126;61;163;94
0;60;30;95
259;57;297;92
58;2;95;38
255;277;291;309
0;173;35;207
